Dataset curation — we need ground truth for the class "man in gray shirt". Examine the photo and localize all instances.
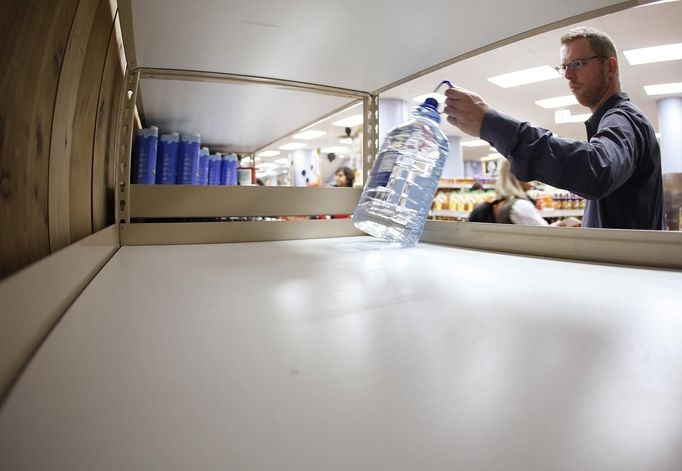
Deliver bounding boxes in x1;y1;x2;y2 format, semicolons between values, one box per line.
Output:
444;26;665;229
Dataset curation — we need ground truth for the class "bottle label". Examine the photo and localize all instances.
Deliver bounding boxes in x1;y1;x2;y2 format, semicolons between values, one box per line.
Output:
369;151;399;188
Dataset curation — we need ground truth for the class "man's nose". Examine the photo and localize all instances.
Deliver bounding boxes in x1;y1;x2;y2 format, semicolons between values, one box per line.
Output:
564;67;576;80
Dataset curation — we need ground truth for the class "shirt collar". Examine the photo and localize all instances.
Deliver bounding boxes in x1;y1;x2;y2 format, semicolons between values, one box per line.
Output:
585;92;629;137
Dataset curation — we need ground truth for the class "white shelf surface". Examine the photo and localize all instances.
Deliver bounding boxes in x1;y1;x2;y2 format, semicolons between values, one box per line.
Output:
1;237;681;470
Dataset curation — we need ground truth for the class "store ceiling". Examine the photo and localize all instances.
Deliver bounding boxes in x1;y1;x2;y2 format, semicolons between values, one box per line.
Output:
132;1;681;163
130;0;619;94
130;0;623;154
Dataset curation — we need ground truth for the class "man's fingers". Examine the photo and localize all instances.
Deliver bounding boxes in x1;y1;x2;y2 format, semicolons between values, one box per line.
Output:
444;98;460;108
444;86;469;99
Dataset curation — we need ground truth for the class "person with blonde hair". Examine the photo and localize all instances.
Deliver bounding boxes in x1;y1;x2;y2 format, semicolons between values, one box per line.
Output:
477;159;549;225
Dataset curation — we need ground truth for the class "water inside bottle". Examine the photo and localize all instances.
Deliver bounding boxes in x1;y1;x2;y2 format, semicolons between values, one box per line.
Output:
354;101;449;245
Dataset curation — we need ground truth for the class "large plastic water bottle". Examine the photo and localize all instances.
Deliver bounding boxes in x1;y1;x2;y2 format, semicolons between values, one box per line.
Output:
353;98;449;245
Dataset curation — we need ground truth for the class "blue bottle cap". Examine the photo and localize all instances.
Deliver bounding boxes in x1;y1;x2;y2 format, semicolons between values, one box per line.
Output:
422;97;439;111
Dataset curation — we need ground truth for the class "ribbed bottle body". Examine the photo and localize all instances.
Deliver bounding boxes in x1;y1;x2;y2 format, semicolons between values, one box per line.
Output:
353;105;449;245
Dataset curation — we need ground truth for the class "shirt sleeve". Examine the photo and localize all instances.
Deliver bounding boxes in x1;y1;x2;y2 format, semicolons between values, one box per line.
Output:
509;199;548;226
480;108;641;200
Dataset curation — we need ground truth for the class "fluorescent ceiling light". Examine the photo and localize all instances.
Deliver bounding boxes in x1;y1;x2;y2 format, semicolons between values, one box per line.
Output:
293;130;326;140
624;43;682;65
413;93;446;103
636;0;679;7
554;109;592;124
644;82;682;95
321;146;350;154
274;158;290;165
279;142;306;150
462;139;489;147
257;150;280;158
488;65;560;88
339;137;353;144
332;114;363;127
535;95;579;109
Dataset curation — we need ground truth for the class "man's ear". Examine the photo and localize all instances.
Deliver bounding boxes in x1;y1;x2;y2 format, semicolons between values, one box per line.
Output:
607;56;618;78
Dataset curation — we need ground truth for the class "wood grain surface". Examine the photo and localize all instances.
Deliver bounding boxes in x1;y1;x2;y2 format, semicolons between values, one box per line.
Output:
0;0;79;278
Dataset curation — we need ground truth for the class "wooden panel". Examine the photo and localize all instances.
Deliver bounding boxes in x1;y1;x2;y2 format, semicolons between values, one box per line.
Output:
422;221;682;269
130;185;362;218
121;219;362;245
69;0;113;242
93;14;124;232
48;0;99;252
0;0;79;279
0;224;118;403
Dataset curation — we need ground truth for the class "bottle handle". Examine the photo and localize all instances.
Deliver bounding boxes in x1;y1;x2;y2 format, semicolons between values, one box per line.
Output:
433;80;454;94
433;80;454;114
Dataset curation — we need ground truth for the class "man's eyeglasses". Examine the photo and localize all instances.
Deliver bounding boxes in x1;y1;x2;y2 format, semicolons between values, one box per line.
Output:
555;55;605;75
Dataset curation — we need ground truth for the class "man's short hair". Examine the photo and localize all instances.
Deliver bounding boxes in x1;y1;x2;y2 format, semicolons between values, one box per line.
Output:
560;26;618;59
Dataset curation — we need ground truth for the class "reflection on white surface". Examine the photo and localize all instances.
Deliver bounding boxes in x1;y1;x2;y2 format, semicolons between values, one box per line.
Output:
0;237;681;470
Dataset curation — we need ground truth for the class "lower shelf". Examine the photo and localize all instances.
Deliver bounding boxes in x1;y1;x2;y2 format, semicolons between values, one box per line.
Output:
430;208;584;219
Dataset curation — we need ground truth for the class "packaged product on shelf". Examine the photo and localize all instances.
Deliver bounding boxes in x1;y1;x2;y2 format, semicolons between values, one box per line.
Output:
176;133;201;185
155;131;179;184
432;192;447;211
131;126;158;184
572;194;581;209
197;146;210;185
221;154;239;186
237;166;253;186
208;153;222;185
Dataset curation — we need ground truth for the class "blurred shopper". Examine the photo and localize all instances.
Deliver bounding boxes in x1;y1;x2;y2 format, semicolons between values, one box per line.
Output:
469;179;484;191
444;27;664;229
469;159;548;225
334;166;355;187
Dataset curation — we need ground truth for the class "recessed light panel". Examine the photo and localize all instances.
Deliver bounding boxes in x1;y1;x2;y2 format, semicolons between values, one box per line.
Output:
624;43;682;65
644;82;682;95
293;130;326;140
488;66;560;88
535;95;579;109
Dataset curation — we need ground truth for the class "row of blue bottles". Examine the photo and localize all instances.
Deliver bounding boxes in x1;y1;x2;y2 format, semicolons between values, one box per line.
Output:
132;127;242;186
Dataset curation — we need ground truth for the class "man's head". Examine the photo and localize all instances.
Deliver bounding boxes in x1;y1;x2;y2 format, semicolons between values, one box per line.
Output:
558;27;620;112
